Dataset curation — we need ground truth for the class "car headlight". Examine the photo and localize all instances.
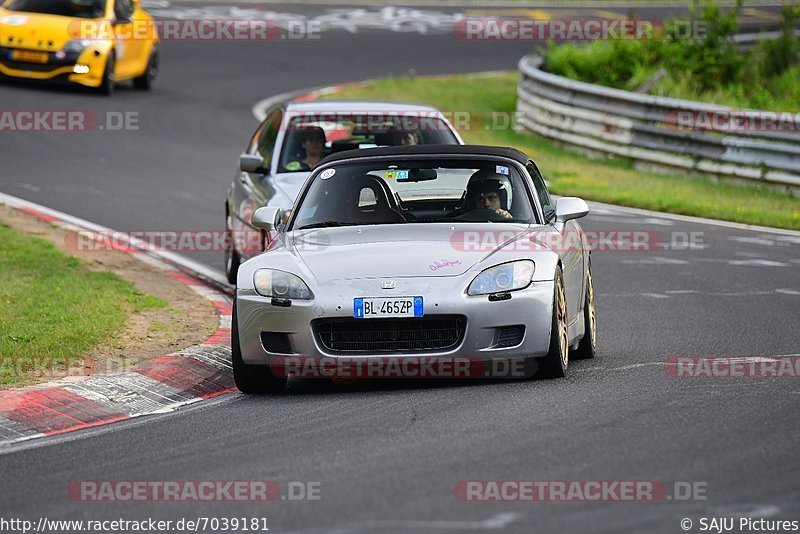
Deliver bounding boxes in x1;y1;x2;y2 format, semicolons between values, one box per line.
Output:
467;260;534;296
61;39;93;54
254;269;313;300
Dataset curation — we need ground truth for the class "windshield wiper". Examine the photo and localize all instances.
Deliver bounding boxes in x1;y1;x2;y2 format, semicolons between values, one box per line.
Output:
296;221;345;231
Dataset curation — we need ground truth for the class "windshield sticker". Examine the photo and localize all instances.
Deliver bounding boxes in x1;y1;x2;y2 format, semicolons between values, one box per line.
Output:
496;166;509;175
320;168;336;180
384;170;409;180
297;206;318;219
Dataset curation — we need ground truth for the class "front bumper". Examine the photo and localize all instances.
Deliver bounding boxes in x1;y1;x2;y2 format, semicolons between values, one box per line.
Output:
236;277;555;366
0;46;107;87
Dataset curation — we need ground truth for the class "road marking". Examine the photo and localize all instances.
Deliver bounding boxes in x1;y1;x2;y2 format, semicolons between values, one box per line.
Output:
728;259;788;267
578;356;796;374
282;512;522;532
16;182;41;192
588;201;800;237
775;288;800;295
621;256;688;265
149;4;468;35
709;504;782;518
729;236;784;246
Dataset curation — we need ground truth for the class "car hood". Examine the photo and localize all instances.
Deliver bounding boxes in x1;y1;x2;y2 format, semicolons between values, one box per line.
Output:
288;223;534;280
0;11;89;51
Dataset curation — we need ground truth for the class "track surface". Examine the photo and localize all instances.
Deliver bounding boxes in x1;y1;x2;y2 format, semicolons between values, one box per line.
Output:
1;3;798;533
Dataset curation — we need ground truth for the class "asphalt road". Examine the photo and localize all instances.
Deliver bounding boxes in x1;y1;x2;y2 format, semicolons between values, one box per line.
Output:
1;3;798;533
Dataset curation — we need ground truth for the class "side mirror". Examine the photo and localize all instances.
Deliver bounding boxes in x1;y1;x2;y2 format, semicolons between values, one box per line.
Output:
251;206;281;231
113;15;132;25
555;197;589;223
240;153;265;174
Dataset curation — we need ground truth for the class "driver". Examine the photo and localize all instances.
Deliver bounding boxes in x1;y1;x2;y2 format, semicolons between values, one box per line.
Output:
284;126;326;171
472;180;512;219
448;171;513;220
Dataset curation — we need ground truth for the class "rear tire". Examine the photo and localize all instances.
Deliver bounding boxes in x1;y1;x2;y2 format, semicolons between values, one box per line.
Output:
535;267;569;379
98;52;115;96
133;48;158;90
572;259;596;360
231;301;287;394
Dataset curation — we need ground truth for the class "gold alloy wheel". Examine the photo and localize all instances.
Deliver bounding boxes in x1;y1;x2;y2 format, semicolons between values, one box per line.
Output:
557;278;569;369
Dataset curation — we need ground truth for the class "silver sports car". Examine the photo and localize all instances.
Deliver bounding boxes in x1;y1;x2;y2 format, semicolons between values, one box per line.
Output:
232;145;596;393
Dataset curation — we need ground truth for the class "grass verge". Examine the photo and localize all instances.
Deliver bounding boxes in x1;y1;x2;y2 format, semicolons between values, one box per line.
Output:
0;221;166;387
324;72;800;230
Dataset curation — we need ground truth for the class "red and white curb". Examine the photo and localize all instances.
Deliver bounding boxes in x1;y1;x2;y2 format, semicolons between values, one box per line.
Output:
0;192;235;447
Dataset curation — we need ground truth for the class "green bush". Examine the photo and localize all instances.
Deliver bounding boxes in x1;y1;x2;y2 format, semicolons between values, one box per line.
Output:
664;0;743;90
545;0;800;110
759;4;800;77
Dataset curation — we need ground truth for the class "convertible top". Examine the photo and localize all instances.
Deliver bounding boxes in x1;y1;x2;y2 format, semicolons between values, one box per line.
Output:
318;145;532;167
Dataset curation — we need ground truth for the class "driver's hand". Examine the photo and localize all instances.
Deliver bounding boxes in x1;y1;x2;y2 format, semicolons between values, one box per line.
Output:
495;209;512;219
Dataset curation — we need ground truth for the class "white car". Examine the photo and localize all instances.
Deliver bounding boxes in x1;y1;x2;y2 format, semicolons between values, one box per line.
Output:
224;100;463;283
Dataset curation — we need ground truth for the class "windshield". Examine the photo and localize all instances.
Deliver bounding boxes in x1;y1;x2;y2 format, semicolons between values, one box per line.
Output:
6;0;106;18
278;112;460;173
290;158;537;230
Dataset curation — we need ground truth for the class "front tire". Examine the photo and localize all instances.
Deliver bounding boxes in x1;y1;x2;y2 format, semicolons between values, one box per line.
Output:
231;301;287;394
98;52;115;96
572;259;596;360
133;48;158;90
536;267;569;379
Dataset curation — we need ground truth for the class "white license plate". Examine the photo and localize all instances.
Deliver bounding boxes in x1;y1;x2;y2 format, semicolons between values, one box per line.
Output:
353;296;423;318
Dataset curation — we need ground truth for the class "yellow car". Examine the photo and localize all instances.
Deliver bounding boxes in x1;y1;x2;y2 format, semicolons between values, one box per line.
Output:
0;0;158;94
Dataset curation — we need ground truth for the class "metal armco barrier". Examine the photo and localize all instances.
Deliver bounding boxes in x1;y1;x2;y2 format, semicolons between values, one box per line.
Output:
516;43;800;193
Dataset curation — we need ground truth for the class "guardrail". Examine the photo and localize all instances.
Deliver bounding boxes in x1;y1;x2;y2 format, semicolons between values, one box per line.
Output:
515;47;800;193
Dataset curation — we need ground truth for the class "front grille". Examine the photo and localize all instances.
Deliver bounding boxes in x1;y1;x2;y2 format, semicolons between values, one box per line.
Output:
314;316;466;353
493;325;525;348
